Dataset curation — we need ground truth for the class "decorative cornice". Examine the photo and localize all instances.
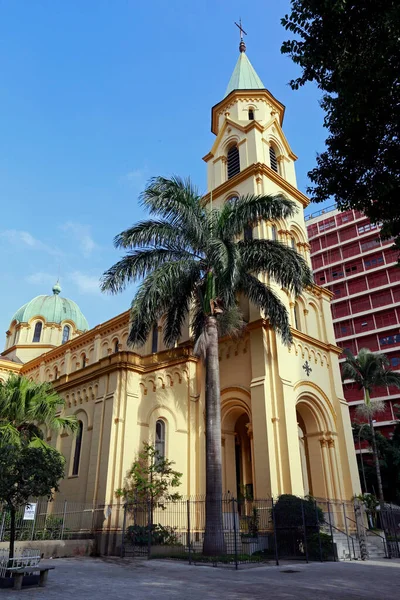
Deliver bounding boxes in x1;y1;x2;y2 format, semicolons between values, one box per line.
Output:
202;163;309;208
211;89;286;135
291;329;342;355
51;347;197;393
19;311;131;371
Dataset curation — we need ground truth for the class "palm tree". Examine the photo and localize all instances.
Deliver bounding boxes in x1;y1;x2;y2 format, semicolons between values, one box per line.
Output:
0;374;78;447
342;348;400;506
101;176;313;555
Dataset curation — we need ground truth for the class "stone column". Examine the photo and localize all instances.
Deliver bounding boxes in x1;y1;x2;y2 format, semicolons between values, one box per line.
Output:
328;437;343;500
320;437;334;499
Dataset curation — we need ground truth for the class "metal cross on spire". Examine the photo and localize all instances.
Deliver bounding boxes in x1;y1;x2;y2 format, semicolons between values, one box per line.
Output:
234;18;247;53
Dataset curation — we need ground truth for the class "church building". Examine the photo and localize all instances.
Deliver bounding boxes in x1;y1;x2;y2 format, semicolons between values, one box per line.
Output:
0;40;361;506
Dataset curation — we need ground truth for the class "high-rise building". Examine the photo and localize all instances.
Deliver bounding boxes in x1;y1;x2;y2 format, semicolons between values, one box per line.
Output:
306;206;400;438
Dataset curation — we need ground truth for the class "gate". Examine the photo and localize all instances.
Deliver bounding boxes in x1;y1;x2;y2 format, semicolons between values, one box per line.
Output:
380;506;400;558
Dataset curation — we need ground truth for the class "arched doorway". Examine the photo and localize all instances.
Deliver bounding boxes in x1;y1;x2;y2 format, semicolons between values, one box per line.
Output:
221;402;253;500
296;396;341;500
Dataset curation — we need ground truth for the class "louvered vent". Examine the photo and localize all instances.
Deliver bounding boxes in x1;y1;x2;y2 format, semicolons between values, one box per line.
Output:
269;146;279;173
227;145;240;179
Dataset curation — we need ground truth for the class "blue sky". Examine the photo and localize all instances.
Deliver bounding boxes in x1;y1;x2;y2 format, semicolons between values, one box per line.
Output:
0;0;329;339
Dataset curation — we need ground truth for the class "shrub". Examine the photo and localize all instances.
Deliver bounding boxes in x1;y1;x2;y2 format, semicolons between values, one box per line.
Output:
125;523;180;546
273;494;324;530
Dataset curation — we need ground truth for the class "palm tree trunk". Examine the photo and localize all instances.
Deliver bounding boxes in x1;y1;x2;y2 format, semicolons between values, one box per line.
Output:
369;417;385;508
203;316;226;556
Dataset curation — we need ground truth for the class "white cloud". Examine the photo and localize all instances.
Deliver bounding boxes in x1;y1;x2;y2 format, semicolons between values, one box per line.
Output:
26;270;102;296
0;230;63;256
120;166;148;187
61;222;97;258
25;272;57;286
67;271;101;295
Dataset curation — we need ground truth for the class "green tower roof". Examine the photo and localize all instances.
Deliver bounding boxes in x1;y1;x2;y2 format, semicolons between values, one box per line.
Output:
11;282;89;332
224;44;265;98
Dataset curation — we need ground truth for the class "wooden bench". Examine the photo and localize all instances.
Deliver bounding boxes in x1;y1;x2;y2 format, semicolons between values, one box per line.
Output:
9;566;55;590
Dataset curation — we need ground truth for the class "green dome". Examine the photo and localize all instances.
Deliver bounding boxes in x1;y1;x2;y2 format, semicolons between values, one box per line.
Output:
11;283;89;332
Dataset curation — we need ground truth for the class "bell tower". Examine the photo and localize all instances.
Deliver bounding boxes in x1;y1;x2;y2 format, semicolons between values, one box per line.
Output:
208;34;361;502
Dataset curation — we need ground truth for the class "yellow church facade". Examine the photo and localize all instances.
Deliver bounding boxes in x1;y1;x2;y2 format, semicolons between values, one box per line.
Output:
0;43;361;508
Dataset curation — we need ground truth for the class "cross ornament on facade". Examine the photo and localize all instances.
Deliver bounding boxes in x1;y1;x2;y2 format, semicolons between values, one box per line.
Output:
234;18;247;40
303;361;312;377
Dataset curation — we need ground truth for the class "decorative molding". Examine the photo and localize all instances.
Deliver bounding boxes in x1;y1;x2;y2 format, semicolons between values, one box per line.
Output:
202;163;309;208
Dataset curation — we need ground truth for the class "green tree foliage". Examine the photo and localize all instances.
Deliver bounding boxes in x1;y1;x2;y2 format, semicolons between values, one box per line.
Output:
116;442;182;509
354;422;400;504
342;348;400;505
0;444;65;559
101;176;313;555
0;374;77;447
281;1;400;245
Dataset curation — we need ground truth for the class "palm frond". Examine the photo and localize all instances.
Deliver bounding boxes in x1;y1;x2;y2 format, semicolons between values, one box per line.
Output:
217;194;297;239
113;220;186;250
239;239;314;294
140;176;207;249
0;423;21;447
238;273;292;345
101;249;196;294
128;260;201;347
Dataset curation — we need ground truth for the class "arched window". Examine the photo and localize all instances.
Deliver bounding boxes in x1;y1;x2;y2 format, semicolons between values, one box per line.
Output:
32;322;42;343
269;146;279;173
226;194;239;206
54;366;59;380
81;354;86;369
151;324;159;354
62;325;70;344
271;225;277;241
248;108;254;120
114;339;119;353
72;421;83;476
294;303;301;331
155;419;166;459
227;145;240;179
291;237;296;250
244;224;253;241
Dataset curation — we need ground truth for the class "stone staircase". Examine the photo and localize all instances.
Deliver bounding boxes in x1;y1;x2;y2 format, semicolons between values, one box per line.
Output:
365;531;387;559
331;529;387;560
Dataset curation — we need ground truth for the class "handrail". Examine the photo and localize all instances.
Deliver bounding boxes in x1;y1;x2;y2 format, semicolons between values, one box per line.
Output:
323;519;359;560
345;515;389;558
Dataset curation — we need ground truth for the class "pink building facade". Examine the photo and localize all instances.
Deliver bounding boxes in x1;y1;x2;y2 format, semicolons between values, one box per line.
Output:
306;206;400;438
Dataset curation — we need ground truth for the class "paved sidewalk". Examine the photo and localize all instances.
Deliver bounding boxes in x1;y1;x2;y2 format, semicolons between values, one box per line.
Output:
3;557;400;599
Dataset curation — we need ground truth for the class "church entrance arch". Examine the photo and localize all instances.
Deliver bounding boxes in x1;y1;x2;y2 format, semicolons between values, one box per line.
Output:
296;394;342;500
221;397;253;502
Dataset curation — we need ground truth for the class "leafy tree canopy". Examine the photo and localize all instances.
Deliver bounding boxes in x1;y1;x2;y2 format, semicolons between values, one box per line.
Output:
101;176;313;348
0;443;65;558
116;442;182;508
281;1;400;245
0;444;65;509
0;374;77;447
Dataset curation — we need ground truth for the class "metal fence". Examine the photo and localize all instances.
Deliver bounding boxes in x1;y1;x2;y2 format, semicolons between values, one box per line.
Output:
380;505;400;558
120;496;348;568
0;500;100;543
2;495;392;566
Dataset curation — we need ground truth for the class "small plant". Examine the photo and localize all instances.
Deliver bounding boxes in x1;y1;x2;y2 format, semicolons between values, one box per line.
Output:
354;493;379;529
242;507;260;538
125;523;180;547
116;443;182;510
